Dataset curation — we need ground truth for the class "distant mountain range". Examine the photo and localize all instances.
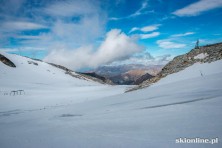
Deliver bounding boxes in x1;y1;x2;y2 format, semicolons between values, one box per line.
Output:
89;64;163;85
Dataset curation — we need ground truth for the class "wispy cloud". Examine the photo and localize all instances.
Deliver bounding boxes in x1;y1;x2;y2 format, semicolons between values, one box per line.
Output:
15;35;47;40
0;21;47;31
44;0;96;17
140;32;160;39
173;0;222;17
109;0;151;21
129;24;161;40
172;32;195;37
157;40;186;49
141;24;161;32
129;27;140;33
129;24;161;33
0;46;46;53
0;48;19;52
129;0;148;17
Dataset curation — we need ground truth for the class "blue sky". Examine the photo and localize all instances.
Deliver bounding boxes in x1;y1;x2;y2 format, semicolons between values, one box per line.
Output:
0;0;222;70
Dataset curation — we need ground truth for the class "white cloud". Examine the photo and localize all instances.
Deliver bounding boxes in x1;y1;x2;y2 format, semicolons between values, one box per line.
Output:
129;24;161;39
173;0;222;17
157;40;186;49
92;29;142;66
129;27;140;33
109;51;171;66
109;17;120;21
140;32;160;39
0;48;19;52
16;35;42;40
129;24;161;33
49;15;104;47
0;47;46;55
156;54;171;62
0;21;47;31
34;0;106;48
141;24;161;32
44;0;96;17
172;32;195;37
44;29;143;70
0;0;107;54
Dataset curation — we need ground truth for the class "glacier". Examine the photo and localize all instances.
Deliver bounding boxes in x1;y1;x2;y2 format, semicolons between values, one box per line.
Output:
0;52;222;148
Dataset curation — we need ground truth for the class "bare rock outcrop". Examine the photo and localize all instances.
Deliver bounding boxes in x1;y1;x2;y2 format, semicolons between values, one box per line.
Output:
0;53;16;68
127;42;222;92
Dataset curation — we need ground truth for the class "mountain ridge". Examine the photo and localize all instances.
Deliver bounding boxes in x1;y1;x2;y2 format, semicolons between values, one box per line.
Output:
91;64;163;85
128;42;222;91
0;52;112;85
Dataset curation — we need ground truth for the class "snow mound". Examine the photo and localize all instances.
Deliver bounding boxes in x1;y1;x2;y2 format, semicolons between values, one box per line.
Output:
194;53;208;59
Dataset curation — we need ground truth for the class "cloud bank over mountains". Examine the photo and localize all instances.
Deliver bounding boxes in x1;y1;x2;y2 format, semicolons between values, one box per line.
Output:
44;29;143;70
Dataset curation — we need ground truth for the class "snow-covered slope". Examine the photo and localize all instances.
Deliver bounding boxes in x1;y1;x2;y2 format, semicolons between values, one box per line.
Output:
152;60;222;86
0;52;222;148
0;52;127;110
0;51;100;89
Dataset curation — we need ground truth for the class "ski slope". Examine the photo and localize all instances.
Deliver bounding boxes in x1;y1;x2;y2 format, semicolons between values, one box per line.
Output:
0;52;127;111
0;52;222;148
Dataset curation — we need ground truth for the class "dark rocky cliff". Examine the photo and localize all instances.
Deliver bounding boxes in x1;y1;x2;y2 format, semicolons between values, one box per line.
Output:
76;72;114;85
0;53;16;68
133;73;154;85
49;63;113;85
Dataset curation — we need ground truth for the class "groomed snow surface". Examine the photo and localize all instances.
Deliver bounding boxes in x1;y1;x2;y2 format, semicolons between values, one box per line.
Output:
0;52;222;148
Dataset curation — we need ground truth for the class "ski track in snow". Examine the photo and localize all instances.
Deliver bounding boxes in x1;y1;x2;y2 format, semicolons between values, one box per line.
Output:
139;96;219;110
